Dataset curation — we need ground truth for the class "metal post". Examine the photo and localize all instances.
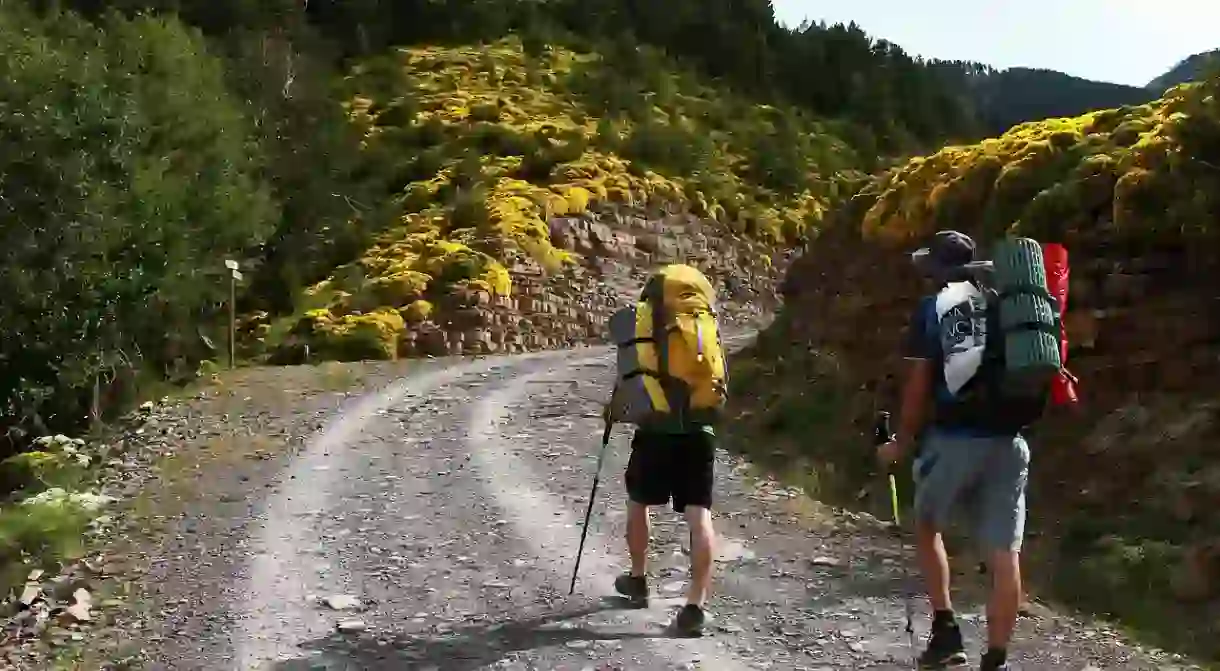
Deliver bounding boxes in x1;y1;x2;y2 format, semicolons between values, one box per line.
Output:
225;259;240;370
92;342;101;428
229;272;236;370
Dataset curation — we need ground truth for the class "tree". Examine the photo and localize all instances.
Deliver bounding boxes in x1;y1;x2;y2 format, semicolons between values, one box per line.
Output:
0;6;275;446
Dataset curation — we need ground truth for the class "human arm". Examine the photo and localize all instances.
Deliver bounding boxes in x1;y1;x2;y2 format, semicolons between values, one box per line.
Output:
890;359;933;455
877;298;937;468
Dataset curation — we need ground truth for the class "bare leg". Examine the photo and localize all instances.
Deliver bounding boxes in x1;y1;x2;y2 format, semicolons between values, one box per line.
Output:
627;501;650;576
916;520;952;611
985;550;1022;648
683;505;715;605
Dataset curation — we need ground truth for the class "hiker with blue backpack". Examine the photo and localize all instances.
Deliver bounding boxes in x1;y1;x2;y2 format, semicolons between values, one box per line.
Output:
876;231;1075;671
602;263;729;637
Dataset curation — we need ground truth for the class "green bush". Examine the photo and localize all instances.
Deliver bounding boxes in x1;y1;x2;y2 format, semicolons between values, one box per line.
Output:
0;488;114;589
0;6;275;444
0;452;85;495
0;500;91;567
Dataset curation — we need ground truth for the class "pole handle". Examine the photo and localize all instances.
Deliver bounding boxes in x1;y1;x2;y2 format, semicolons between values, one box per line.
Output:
873;410;893;447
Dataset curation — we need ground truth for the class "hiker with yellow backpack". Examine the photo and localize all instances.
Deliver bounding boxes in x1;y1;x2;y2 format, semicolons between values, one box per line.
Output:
602;263;729;637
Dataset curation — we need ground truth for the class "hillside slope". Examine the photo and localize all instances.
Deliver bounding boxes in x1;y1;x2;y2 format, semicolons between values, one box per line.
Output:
1148;49;1220;92
258;38;867;362
932;61;1156;137
972;67;1154;134
729;77;1220;660
5;0;1168;443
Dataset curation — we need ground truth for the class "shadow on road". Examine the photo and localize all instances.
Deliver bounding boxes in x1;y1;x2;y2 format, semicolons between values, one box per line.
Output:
270;599;671;671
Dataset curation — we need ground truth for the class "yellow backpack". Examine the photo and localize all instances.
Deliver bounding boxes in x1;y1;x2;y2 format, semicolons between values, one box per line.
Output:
608;264;728;428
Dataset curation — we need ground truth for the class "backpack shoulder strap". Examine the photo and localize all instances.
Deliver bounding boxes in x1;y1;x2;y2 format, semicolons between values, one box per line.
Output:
642;274;669;380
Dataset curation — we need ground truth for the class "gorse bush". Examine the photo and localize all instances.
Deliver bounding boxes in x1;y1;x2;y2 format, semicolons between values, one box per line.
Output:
855;78;1220;248
267;38;866;361
298;0;984;150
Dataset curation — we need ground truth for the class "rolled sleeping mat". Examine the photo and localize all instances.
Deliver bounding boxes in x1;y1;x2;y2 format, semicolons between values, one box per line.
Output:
991;238;1061;395
609;304;640;364
608;304;663;424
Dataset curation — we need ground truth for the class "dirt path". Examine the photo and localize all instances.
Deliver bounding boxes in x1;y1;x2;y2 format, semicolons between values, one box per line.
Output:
110;347;1199;670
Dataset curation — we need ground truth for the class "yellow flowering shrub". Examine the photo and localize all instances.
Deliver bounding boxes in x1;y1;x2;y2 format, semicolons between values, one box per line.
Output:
856;80;1220;247
283;37;870;360
401;299;433;323
307;308;406;361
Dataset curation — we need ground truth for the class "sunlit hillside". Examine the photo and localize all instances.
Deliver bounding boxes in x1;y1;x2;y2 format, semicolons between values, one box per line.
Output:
281;37;869;355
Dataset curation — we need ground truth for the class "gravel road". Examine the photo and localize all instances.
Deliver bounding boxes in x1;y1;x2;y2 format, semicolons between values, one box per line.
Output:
122;347;1196;671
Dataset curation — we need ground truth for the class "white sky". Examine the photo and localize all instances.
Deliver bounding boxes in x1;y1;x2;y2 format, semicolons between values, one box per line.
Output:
771;0;1219;86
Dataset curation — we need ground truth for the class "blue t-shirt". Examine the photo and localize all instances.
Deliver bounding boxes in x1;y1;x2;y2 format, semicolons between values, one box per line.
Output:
904;295;1006;438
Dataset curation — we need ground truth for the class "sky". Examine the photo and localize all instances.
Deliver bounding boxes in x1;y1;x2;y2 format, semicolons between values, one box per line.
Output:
771;0;1219;87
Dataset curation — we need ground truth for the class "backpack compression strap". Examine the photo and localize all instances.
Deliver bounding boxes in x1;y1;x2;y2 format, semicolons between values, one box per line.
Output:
644;273;689;425
643;274;670;383
996;282;1063;338
615;276;678;385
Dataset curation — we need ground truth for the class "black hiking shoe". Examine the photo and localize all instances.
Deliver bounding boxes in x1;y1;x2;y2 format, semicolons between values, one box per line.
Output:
671;604;706;637
918;619;968;668
979;649;1009;671
613;573;649;607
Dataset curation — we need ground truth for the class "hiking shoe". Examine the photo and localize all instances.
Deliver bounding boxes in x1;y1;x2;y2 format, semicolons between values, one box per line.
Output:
979;650;1009;671
671;604;706;637
613;573;649;607
918;620;968;668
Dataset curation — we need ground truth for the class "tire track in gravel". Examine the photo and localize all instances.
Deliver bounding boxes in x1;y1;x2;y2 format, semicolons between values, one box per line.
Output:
474;351;911;669
224;343;1199;671
466;351;760;670
234;353;555;669
469;350;1198;671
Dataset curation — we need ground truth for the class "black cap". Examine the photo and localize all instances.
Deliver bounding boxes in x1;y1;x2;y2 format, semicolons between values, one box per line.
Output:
911;230;991;276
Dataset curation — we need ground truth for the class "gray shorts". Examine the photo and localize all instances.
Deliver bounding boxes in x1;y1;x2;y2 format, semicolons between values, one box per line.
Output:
912;429;1030;553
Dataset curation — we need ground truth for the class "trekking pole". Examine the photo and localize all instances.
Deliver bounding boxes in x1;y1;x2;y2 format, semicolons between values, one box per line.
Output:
875;411;917;660
570;419;614;595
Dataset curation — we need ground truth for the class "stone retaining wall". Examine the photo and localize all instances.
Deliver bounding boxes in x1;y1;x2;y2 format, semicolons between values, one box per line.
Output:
396;204;786;357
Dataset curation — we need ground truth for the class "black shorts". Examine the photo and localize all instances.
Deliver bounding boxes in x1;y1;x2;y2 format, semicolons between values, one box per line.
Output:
624;429;715;512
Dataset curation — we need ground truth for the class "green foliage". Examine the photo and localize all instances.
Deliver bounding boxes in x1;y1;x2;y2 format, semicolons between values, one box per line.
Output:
12;0;1159;436
222;29;388;316
287;0;982;149
0;452;86;495
285;38;862;335
1148;49;1220;93
0;500;91;571
616;118;712;178
930;62;1156;138
0;5;275;446
0;488;113;590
